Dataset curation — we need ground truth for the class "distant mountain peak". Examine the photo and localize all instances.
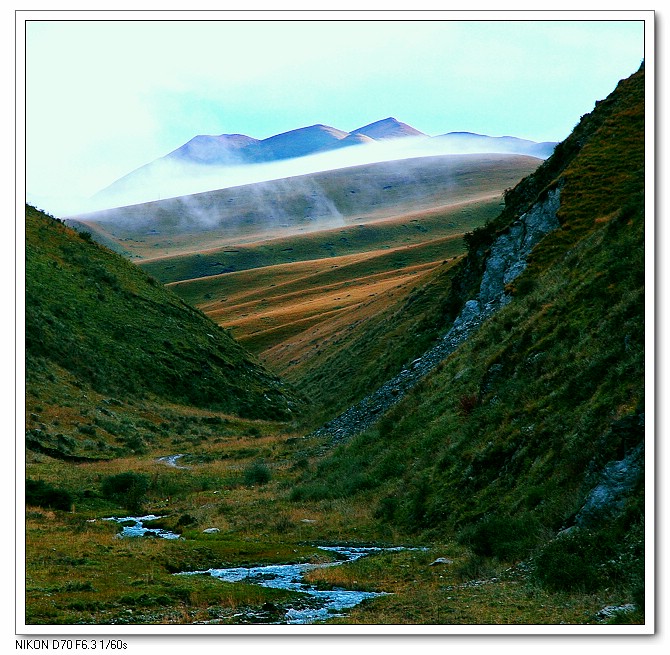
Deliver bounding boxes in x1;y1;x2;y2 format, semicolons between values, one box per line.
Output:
352;117;426;140
167;133;259;165
252;123;349;161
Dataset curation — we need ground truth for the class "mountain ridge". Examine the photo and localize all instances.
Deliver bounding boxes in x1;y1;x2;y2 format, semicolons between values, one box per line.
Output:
157;117;554;166
93;118;557;208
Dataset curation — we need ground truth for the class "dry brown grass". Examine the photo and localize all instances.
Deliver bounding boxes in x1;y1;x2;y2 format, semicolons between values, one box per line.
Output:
170;235;464;376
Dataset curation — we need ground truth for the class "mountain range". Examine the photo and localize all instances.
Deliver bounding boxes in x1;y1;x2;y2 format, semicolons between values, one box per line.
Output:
93;117;557;209
164;117;555;165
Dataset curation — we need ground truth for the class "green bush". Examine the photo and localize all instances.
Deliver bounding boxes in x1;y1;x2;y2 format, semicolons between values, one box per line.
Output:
100;472;150;513
531;528;615;592
176;513;196;527
25;479;73;511
243;460;272;486
374;495;399;522
289;482;333;502
457;514;542;562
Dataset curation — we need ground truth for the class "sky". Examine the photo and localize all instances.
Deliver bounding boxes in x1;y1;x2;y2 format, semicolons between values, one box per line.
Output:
22;14;646;215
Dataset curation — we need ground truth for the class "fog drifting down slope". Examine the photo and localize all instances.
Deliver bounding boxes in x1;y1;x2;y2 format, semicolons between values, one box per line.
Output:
68;136;550;216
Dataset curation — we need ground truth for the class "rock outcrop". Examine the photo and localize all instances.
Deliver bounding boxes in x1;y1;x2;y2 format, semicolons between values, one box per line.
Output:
575;441;644;529
313;188;561;441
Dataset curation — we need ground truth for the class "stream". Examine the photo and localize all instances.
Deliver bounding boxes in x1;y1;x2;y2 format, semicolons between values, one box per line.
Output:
105;515;407;624
103;514;182;540
156;454;190;469
178;545;404;624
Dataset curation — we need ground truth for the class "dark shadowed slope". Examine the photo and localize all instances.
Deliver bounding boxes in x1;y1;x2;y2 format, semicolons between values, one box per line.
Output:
25;205;300;431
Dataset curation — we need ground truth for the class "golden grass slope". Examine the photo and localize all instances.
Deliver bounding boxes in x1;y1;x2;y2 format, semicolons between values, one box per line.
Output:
163;172;535;415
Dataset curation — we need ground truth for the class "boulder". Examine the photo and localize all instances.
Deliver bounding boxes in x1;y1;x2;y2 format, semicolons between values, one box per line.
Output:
575;443;643;528
429;557;454;566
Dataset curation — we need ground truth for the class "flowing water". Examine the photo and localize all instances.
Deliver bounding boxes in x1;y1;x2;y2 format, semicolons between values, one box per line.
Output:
179;545;412;624
156;454;190;469
105;515;412;624
103;514;182;540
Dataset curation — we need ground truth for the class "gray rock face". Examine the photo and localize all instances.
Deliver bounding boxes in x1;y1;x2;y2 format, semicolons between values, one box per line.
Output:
313;188;562;442
575;443;644;528
595;604;637;621
479;187;561;305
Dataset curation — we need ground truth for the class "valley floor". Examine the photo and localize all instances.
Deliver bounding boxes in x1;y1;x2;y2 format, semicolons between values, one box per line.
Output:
24;399;643;628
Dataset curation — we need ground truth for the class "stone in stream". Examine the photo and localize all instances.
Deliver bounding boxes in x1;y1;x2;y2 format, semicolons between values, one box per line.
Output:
429;557;454;566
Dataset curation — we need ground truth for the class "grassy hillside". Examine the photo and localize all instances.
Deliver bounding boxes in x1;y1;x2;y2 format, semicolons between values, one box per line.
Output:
289;65;645;605
275;256;463;427
139;194;501;284
152;166;520;425
25;205;300;461
68;153;539;264
167;199;500;423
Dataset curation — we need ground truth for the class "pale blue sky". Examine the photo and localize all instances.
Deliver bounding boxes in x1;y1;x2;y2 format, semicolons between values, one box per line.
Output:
24;16;645;213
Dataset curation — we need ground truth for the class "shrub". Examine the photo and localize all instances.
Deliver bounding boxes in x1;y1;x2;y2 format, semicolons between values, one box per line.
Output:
289;483;332;502
393;474;431;531
25;479;73;511
457;514;542;562
531;528;615;592
458;393;479;417
176;513;196;527
243;460;272;486
119;433;148;454
272;514;294;534
454;554;497;582
374;495;399;522
100;472;150;513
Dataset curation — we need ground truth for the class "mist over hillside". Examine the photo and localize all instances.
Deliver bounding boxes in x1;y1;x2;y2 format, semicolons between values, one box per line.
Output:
84;118;556;214
67;152;540;267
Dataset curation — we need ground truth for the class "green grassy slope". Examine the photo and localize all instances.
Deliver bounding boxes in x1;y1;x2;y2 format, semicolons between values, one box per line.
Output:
281;257;463;427
166;213;489;426
156;186;516;428
140;195;502;285
290;65;645;599
68;153;539;265
25;205;299;448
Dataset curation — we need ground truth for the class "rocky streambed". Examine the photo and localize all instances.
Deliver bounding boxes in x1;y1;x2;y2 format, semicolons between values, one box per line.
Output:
103;515;407;624
178;545;407;624
103;514;183;539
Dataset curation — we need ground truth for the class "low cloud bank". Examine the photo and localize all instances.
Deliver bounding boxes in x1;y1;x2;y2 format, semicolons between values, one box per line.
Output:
39;136;552;218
